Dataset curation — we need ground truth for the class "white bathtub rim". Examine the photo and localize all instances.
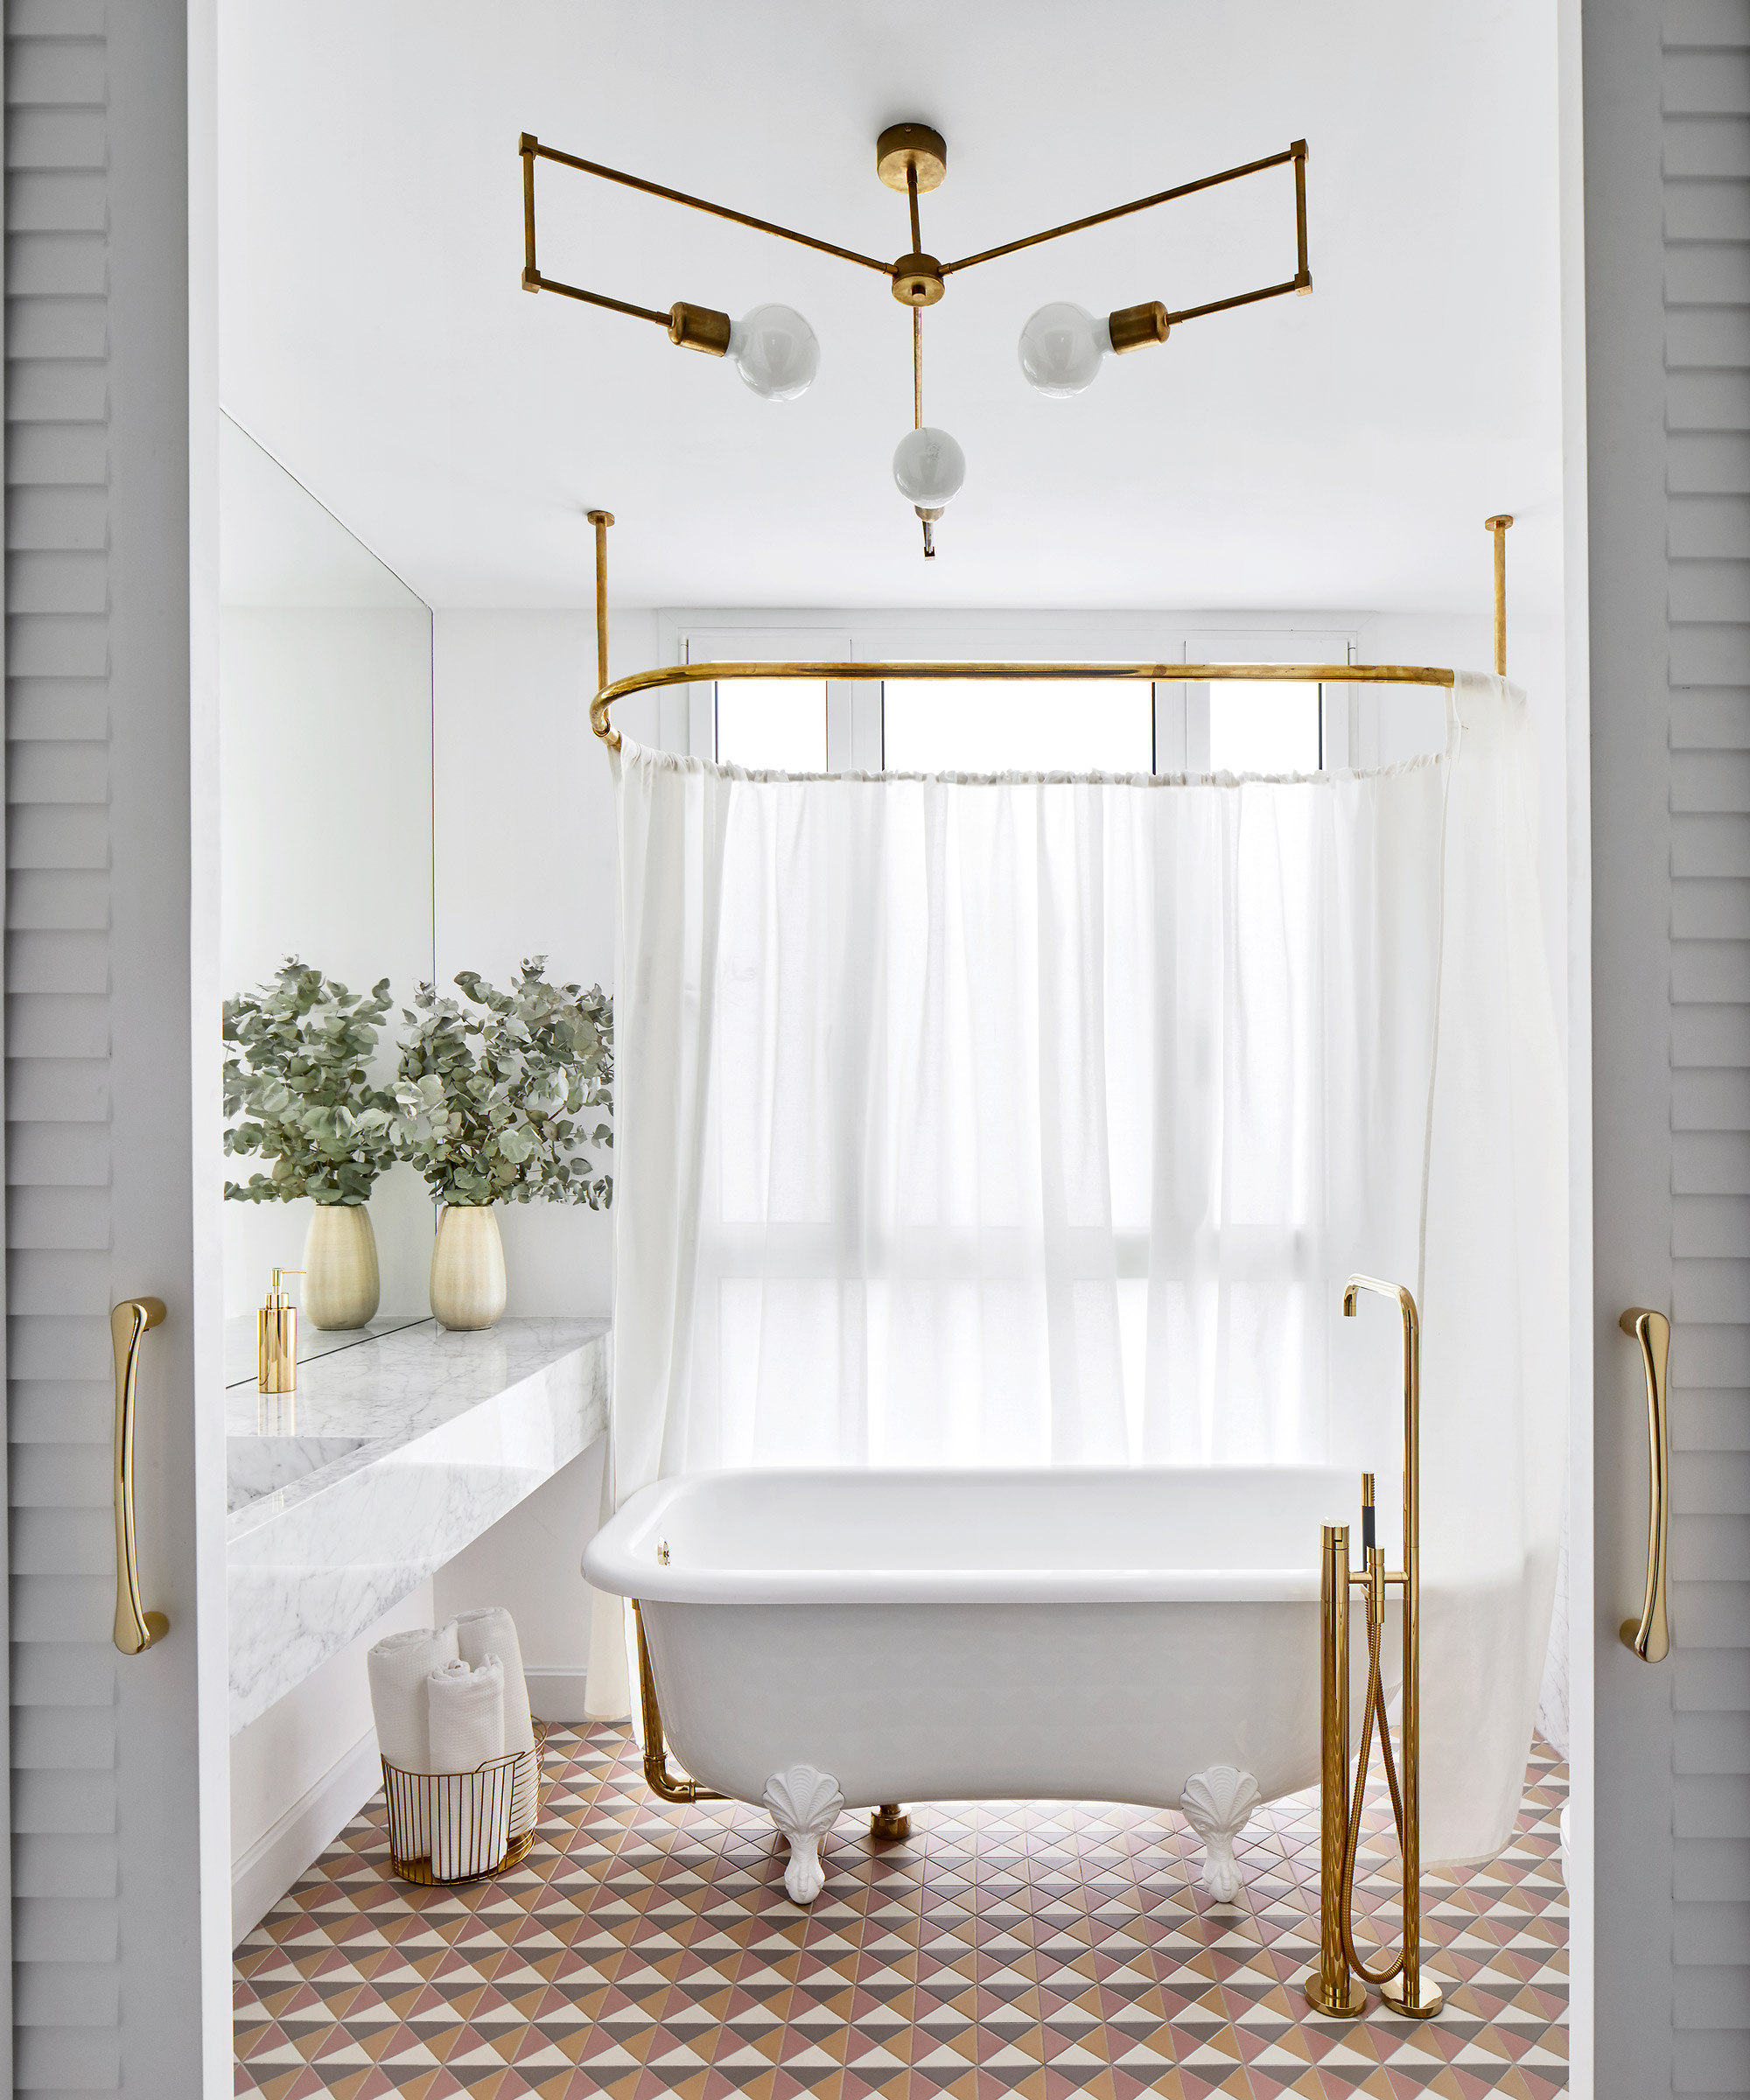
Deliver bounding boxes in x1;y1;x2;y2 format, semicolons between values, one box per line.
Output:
584;1463;1355;1606
588;1564;1328;1606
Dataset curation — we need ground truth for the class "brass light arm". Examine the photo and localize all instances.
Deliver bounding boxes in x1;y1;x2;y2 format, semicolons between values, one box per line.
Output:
522;135;537;279
521;132;892;276
523;270;673;331
1166;276;1307;330
521;273;743;361
1096;278;1312;360
938;140;1306;276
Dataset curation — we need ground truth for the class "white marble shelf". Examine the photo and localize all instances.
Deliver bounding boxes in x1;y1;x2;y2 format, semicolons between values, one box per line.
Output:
227;1316;609;1734
223;1311;430;1389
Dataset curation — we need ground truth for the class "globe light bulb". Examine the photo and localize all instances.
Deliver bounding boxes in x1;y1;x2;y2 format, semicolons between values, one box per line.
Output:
1017;302;1112;398
726;304;819;401
892;425;966;508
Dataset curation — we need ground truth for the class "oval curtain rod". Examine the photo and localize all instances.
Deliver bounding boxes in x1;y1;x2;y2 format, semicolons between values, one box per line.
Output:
584;511;1512;752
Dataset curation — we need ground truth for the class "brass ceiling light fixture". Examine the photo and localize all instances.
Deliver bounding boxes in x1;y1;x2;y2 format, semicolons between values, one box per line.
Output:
520;125;1312;558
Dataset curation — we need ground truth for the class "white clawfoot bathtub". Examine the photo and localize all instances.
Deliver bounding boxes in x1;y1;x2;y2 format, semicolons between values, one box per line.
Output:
584;1466;1393;1902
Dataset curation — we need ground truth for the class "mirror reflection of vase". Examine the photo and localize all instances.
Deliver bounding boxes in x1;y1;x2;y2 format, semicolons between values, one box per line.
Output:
302;1203;382;1330
430;1204;508;1331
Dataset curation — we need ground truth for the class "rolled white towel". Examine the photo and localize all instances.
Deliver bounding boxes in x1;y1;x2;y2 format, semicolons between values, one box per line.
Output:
367;1624;458;1773
429;1656;509;1880
448;1606;535;1753
449;1605;537;1838
428;1656;506;1770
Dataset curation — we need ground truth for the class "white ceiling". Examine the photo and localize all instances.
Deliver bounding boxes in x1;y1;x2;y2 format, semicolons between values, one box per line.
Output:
220;414;424;607
218;1;1565;618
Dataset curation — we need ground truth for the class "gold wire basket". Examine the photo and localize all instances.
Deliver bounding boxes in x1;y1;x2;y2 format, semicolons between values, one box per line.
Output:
381;1719;545;1886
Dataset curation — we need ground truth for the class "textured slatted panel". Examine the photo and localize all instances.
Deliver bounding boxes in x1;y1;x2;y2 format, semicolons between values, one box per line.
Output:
5;1;114;2088
1668;0;1750;2089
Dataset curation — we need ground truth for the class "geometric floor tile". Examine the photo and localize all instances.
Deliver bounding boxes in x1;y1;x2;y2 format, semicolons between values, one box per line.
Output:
235;1727;1568;2098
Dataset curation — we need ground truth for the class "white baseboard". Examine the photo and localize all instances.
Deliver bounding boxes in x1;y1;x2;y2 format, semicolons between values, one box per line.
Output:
232;1726;382;1947
526;1667;592;1725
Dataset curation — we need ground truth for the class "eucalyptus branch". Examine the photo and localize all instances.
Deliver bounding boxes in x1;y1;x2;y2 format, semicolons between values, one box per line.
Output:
393;957;613;1209
223;960;398;1205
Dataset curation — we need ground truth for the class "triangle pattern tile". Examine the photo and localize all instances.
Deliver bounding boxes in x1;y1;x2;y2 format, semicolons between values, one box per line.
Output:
235;1723;1566;2096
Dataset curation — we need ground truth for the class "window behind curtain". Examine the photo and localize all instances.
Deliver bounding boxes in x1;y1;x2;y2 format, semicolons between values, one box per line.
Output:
882;678;1152;774
714;676;828;772
1208;681;1323;774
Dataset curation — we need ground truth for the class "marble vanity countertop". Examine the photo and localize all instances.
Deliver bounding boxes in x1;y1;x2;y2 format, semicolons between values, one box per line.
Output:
227;1316;609;1734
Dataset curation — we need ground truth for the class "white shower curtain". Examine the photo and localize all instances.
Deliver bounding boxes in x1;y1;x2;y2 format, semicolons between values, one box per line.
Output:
593;668;1564;1867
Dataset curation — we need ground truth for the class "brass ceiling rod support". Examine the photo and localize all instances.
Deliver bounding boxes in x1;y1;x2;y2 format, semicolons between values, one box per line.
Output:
1485;514;1513;676
586;508;613;696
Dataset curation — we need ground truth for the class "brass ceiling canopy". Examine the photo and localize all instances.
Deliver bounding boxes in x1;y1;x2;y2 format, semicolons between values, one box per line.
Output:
520;122;1312;558
876;122;947;194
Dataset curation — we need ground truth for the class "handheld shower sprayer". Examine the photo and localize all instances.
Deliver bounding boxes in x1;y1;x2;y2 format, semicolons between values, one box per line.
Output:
1305;1278;1442;2023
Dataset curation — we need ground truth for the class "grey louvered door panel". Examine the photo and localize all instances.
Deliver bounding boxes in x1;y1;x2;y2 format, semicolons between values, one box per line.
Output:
1668;4;1750;2093
5;3;228;2093
1592;2;1750;2094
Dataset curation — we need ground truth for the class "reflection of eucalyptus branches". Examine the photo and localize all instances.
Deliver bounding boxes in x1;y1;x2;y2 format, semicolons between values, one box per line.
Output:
223;961;399;1205
392;958;613;1210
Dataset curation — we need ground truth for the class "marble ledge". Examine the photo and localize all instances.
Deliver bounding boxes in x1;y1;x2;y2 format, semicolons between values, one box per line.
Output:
227;1316;609;1735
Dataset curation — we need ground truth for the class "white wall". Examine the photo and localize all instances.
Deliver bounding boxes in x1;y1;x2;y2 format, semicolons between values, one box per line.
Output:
433;1437;606;1721
228;610;638;1922
230;1581;434;1942
220;602;435;1318
431;607;655;1318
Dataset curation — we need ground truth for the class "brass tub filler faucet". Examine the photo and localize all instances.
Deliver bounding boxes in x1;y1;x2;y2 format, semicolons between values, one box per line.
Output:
1305;1275;1444;2022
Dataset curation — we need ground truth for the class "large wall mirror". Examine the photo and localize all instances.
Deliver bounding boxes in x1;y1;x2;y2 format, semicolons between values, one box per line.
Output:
220;414;435;1331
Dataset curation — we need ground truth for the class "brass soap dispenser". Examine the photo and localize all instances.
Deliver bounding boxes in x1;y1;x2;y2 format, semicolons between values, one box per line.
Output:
258;1268;303;1395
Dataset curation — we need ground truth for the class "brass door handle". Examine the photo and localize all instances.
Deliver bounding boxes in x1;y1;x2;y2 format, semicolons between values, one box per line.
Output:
111;1298;169;1656
1620;1306;1671;1663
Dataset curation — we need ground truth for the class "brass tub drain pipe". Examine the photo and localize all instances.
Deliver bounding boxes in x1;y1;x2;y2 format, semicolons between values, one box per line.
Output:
634;1600;724;1806
1304;1278;1444;2022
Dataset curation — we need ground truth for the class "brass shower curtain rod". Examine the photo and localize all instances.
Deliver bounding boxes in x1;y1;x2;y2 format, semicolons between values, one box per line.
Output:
584;513;1513;751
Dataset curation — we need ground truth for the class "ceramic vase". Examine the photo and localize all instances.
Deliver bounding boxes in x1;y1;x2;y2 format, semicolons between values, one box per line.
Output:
430;1203;507;1331
301;1202;382;1331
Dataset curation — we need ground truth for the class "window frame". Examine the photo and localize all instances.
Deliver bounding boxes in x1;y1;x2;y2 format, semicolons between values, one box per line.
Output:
661;611;1375;778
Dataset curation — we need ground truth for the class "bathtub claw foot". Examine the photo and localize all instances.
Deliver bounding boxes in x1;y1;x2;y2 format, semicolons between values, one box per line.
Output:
763;1764;844;1904
1180;1764;1261;1902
